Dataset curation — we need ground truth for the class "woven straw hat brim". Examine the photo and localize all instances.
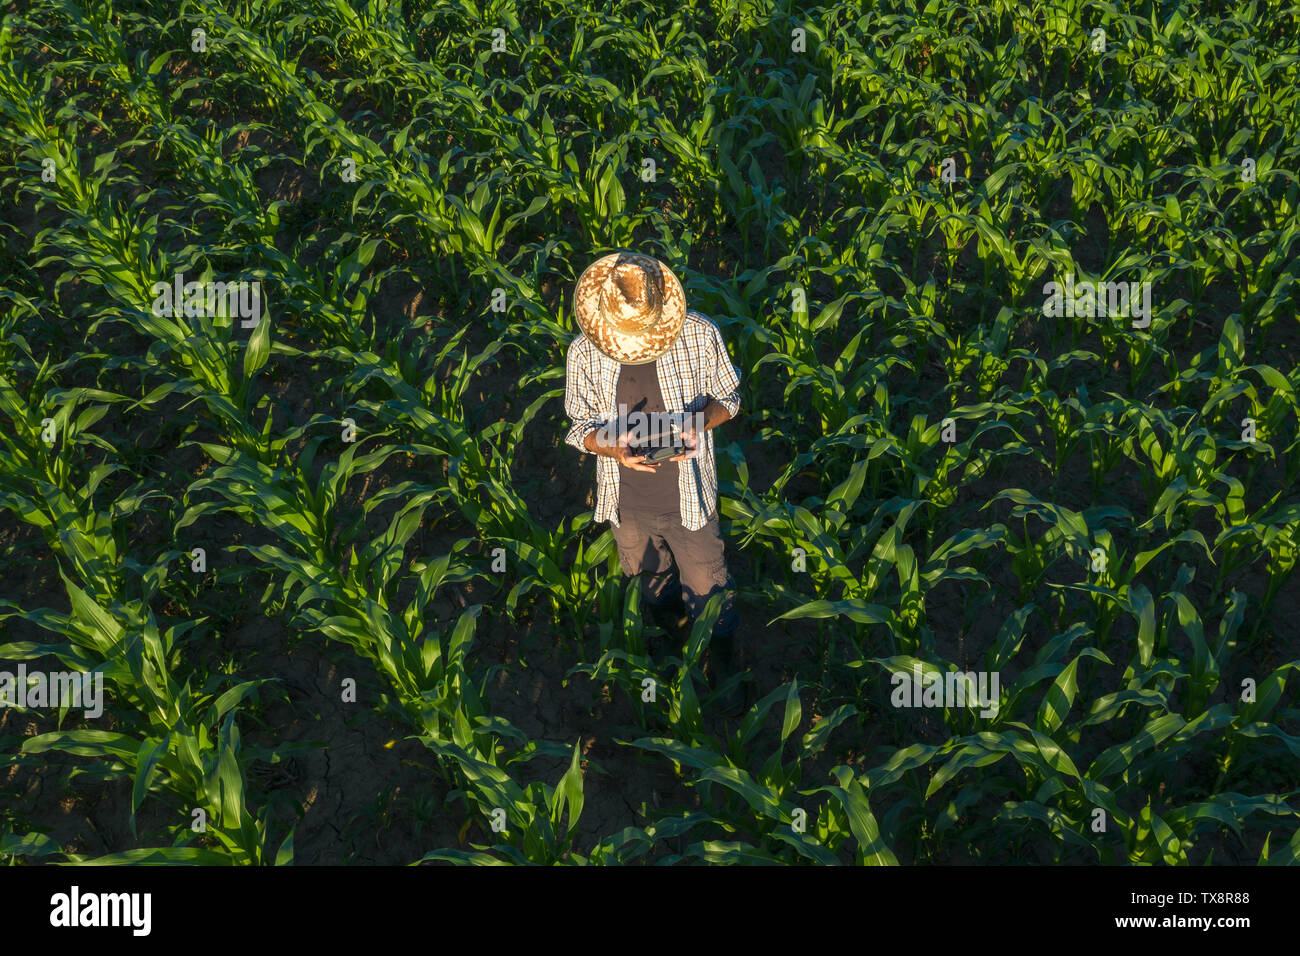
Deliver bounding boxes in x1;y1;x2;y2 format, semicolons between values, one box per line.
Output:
573;252;686;365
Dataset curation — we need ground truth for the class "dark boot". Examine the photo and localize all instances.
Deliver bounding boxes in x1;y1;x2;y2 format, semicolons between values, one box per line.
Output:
646;595;689;636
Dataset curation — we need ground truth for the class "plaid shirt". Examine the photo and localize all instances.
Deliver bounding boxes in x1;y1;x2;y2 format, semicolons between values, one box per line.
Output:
564;310;742;531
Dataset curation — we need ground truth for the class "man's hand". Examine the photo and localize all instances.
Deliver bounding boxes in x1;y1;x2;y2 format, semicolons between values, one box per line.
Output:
668;424;701;462
614;433;661;472
585;427;661;472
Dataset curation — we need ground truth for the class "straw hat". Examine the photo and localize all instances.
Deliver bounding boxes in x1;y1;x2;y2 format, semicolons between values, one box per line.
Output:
573;252;687;365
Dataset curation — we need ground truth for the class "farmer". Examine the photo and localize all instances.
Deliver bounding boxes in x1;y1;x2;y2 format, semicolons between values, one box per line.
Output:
563;252;745;690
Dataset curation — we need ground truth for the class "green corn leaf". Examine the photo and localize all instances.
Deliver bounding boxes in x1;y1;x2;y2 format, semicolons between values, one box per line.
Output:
994;801;1097;853
774;598;891;626
215;717;247;833
820;767;898;864
550;741;585;838
769;828;841;865
206;679;275;728
686;841;783;864
130;734;170;838
413;849;514;866
926;744;1009;799
1038;647;1111;734
1238;662;1299;724
0;831;61;859
863;742;944;790
780;679;802;743
243;312;271;379
801;705;856;759
23;729;140;762
1127;583;1156;667
1234;722;1300;759
1087;713;1185;780
63;847;239;865
274;828;296;866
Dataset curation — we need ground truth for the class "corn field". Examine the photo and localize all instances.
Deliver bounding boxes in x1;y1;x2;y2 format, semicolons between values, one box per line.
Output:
1;0;1298;867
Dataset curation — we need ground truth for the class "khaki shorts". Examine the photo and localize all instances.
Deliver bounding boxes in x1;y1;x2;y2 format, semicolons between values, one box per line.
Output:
611;509;739;638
